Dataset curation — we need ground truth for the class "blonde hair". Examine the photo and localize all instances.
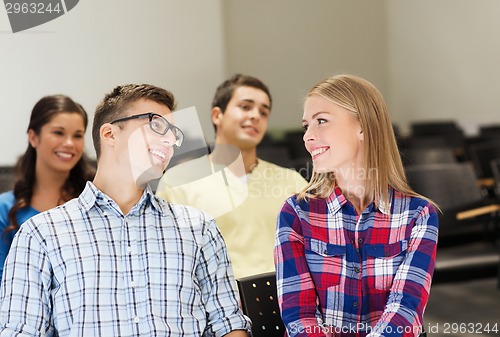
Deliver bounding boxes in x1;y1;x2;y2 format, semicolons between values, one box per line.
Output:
299;74;436;209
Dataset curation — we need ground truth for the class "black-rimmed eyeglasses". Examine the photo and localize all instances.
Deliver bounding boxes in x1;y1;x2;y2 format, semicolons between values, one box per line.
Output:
110;112;184;147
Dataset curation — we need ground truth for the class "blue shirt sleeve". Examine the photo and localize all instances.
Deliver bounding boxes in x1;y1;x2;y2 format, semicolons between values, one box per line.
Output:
0;191;39;281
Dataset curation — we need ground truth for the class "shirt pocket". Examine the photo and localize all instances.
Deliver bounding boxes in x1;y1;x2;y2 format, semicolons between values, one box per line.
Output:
304;237;346;290
365;240;408;290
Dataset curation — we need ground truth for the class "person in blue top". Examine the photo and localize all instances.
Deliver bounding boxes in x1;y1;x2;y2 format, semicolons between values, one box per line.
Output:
0;94;95;278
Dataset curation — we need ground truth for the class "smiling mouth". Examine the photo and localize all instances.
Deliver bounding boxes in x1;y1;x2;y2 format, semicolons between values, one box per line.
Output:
242;125;258;134
55;151;74;159
311;147;328;159
149;149;167;162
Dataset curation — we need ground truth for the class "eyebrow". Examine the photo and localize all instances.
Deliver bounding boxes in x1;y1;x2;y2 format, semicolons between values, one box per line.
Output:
302;111;330;124
50;125;85;132
241;98;271;111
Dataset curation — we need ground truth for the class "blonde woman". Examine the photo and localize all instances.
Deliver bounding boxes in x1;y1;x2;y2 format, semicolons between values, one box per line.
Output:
275;75;438;337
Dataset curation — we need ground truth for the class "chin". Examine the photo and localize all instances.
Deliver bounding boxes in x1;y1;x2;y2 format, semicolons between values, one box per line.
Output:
312;163;335;174
131;164;163;186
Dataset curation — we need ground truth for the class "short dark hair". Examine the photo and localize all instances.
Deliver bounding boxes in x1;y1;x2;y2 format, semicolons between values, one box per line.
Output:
211;74;272;113
92;84;176;159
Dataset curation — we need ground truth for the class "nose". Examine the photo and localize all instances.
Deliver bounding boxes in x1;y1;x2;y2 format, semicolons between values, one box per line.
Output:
63;136;75;147
248;107;260;120
303;126;315;143
162;129;177;147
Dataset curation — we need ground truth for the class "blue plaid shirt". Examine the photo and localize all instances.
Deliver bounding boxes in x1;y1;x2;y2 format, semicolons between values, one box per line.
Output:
0;182;250;337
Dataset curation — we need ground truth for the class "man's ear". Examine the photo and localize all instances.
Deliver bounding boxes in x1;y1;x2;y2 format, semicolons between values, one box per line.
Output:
211;107;223;126
100;123;116;147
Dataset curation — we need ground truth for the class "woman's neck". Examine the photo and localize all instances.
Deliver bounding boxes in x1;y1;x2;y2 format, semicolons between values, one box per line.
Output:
31;168;70;212
335;166;369;215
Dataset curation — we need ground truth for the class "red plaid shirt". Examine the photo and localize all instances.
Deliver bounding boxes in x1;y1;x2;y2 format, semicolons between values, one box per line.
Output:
275;187;438;337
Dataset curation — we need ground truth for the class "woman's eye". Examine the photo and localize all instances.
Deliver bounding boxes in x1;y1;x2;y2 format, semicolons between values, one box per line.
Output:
240;105;251;111
318;118;327;124
53;131;64;136
302;124;308;132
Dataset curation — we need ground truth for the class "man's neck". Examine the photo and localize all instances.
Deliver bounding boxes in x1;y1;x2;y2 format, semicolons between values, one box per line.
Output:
240;147;258;174
211;143;258;174
92;162;145;215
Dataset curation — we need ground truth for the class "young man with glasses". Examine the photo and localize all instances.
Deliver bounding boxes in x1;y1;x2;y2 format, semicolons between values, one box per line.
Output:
156;74;307;279
0;84;251;337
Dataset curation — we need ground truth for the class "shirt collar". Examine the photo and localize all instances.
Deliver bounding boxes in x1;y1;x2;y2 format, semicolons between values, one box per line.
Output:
326;186;392;215
79;181;162;215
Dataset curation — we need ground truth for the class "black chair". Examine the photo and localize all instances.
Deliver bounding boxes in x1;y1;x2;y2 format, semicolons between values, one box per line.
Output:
405;162;499;244
402;135;449;149
467;141;500;179
491;158;500;197
257;145;293;168
406;162;486;212
405;162;500;284
409;120;466;150
0;166;15;193
479;124;500;140
411;121;462;135
291;157;313;181
401;147;457;166
237;273;431;336
284;130;309;160
237;272;285;337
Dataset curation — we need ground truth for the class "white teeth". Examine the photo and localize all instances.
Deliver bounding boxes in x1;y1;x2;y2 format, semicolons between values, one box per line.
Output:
56;152;73;159
311;148;327;157
149;149;166;160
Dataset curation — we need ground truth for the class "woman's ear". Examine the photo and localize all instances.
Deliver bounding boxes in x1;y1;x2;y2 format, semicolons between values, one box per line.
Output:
28;129;38;148
211;107;223;126
358;129;364;141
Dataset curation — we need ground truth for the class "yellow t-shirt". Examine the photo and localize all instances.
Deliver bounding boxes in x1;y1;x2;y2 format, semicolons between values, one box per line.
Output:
156;155;307;279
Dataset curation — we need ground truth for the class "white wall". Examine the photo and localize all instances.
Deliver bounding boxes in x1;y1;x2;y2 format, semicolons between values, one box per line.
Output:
387;0;500;135
223;0;388;137
0;0;226;165
2;1;500;166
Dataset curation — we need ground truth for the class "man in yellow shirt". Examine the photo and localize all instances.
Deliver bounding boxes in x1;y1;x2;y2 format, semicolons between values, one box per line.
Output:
156;74;307;279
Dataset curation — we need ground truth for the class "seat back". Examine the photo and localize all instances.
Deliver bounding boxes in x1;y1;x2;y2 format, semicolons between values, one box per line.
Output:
0;166;15;193
402;147;457;166
257;145;293;168
491;158;500;196
237;272;285;337
405;162;483;211
468;141;500;178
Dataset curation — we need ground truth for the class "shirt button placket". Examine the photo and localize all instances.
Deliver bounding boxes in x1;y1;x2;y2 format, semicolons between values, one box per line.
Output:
124;217;139;328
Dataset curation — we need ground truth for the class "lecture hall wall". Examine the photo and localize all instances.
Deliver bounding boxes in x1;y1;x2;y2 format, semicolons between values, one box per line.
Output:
1;0;499;165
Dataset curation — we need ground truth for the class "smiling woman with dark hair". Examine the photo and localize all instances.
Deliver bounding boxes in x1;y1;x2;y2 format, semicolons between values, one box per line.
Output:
0;94;94;278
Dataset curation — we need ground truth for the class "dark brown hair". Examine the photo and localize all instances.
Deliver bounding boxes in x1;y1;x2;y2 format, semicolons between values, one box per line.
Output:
211;74;272;130
92;84;177;159
5;95;95;235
